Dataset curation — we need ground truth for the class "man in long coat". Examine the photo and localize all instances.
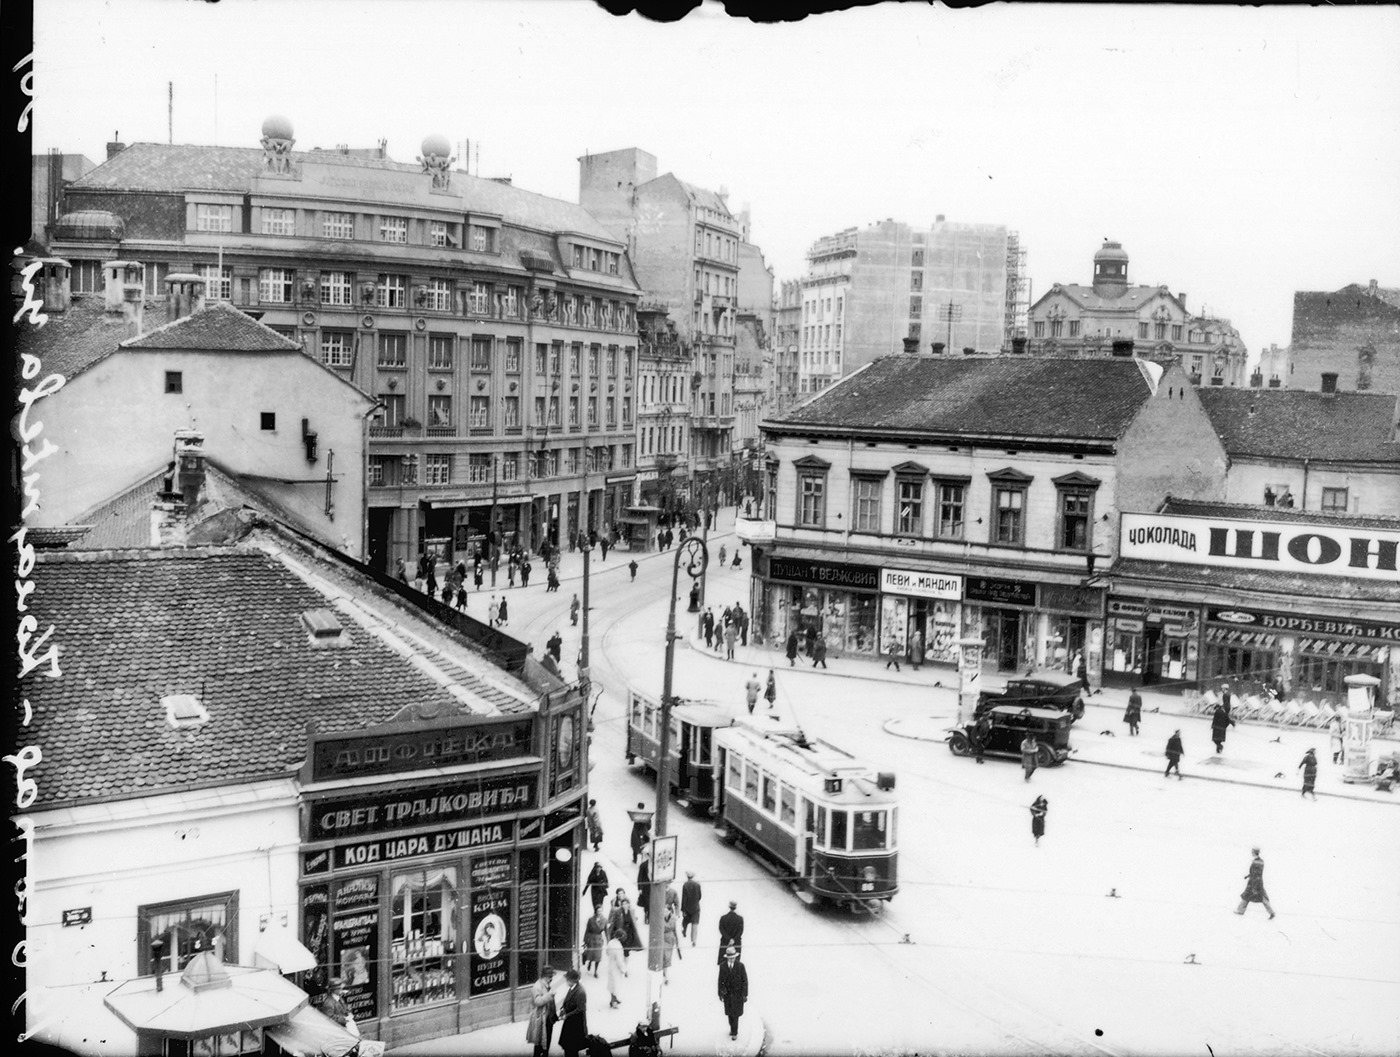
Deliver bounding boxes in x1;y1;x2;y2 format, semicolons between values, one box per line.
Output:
1210;704;1236;754
681;871;703;946
1235;847;1276;919
556;969;589;1057
1165;729;1184;779
716;947;749;1041
716;900;744;964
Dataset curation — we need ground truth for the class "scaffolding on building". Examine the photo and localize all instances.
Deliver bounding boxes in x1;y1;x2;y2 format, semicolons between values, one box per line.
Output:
1004;232;1029;350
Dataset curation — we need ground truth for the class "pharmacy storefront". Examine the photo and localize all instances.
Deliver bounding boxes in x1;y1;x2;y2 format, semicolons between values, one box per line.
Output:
297;700;586;1047
1114;509;1400;704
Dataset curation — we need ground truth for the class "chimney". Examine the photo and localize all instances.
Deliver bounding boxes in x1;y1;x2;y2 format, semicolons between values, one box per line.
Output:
104;260;145;315
1320;372;1338;394
902;336;919;355
1177;292;1187;309
106;131;126;160
931;342;946;355
151;465;188;547
1249;368;1263;388
1011;337;1028;355
174;430;206;507
962;346;976;356
122;285;145;338
38;258;71;313
165;273;207;320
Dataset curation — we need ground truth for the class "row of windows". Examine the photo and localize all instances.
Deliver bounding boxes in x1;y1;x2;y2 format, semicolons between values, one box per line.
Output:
319;332;635;378
724;750;893;852
695;268;736;298
696;228;738;263
194;203;498;252
803;324;841;349
368;445;632;487
642;424;687;457
793;470;1098;552
803;295;843;322
570;244;622;275
373;391;633;432
1034;319;1187;341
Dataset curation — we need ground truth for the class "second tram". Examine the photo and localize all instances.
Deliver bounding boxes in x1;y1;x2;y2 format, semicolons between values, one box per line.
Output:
625;690;734;812
711;721;898;913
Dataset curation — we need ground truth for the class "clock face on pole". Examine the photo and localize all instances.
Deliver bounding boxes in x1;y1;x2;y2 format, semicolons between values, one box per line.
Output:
556;715;575;767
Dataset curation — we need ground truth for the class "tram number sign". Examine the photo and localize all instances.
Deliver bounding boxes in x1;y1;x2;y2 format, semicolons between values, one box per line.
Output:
860;883;874;892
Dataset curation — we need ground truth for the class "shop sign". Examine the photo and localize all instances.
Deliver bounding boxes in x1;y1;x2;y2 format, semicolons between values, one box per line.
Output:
334;820;516;869
1121;512;1400;583
1206;606;1400;645
1038;582;1101;616
470;855;512;995
301;885;331;995
1107;598;1197;623
332;876;379;1022
308;774;537;841
768;556;879;590
303;848;331;875
311;717;534;782
964;575;1037;608
1114;618;1145;633
880;567;962;600
62;907;92;927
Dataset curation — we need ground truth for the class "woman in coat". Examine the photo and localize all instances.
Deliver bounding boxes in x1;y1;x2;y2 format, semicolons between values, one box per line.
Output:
909;630;925;670
604;933;626;1008
586;861;609;913
1210;704;1235;754
556;969;588;1057
785;630;799;667
764;670;777;709
812;634;828;670
1123;690;1142;736
1020;732;1039;781
1029;795;1048;846
661;907;680;982
581;909;607;976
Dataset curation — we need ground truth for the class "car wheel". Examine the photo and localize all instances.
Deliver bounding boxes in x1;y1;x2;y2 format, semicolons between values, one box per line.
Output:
948;732;972;757
1036;744;1056;768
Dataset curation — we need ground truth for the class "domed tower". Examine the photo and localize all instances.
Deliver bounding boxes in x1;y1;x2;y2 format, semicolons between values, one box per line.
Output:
419;133;456;190
260;114;295;174
1092;240;1129;298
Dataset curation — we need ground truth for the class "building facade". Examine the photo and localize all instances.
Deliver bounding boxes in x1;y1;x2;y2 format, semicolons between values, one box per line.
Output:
1028;241;1249;386
48;118;642;573
773;279;802;414
634;304;694;515
1289;281;1400;393
579;147;748;502
30;149;97;250
754;355;1227;686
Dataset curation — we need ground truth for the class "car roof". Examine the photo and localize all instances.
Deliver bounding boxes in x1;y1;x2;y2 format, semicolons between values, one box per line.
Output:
989;705;1071;720
1010;672;1081;689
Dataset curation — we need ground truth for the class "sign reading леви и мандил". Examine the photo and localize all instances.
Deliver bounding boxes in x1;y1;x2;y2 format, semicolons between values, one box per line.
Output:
1119;513;1400;582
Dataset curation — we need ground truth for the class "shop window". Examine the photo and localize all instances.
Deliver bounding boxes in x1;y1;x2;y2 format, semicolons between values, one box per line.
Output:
896;478;924;535
935;479;968;539
389;867;459;1010
138;892;238;974
851;475;884;533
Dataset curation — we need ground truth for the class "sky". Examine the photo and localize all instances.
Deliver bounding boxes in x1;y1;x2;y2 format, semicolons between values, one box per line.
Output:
30;0;1400;356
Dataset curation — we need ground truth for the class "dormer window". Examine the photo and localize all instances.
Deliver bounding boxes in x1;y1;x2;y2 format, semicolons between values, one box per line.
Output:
301;608;350;648
163;694;209;730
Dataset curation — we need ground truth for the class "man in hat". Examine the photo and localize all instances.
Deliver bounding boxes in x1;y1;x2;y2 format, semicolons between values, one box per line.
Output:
1298;748;1319;800
557;968;589;1057
1235;847;1276;919
1219;682;1233;719
318;978;353;1031
716;945;749;1041
717;900;744;964
681;870;703;946
528;965;558;1057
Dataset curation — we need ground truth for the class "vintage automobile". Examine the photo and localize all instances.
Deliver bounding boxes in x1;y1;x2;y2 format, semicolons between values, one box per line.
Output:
947;705;1074;768
976;671;1086;721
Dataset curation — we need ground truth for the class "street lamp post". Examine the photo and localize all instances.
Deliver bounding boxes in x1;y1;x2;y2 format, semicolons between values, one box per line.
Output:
647;535;708;1028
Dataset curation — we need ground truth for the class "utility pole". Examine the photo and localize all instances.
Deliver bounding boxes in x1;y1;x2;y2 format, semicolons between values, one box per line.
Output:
942;301;963;354
489;454;499;587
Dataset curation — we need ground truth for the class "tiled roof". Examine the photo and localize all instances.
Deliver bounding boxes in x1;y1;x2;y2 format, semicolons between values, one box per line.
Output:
1196;388;1400;464
14;297;172;381
767;356;1156;441
25;541;536;806
1110;557;1400;607
122;300;301;351
1160;498;1400;531
1043;284;1174;313
676;178;733;217
73;143;620;241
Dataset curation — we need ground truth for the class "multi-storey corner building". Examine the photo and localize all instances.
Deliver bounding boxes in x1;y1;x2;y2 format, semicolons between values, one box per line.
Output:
796;217;1014;397
579;147;749;502
773;279;802;413
634;304;694;514
1028;241;1249;386
1289;280;1400;393
49;117;643;572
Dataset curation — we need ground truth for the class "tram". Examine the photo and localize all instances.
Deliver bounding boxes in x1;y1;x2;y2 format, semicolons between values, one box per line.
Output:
624;690;735;811
711;721;898;913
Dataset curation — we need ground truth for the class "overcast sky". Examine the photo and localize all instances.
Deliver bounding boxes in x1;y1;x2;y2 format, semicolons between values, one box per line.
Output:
32;0;1400;355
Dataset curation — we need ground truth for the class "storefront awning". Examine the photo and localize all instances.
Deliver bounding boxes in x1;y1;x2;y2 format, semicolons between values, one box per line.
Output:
104;954;308;1039
420;494;539;509
1110;558;1400;612
264;1005;363;1057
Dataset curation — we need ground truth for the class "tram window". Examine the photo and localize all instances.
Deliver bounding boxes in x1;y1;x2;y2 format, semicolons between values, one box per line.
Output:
727;752;743;791
631;698;643;730
890;807;898;848
852;810;887;851
761;775;776;813
815;806;827;847
779;785;796;826
830;810;848;851
642;705;656;739
697;729;712;767
744;762;759;802
670;717;680;746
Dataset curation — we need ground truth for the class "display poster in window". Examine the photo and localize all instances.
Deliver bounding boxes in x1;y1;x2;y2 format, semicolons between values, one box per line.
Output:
929;601;960;665
470;854;512;995
301;885;331;997
332;876;380;1022
515;851;541;985
879;596;908;656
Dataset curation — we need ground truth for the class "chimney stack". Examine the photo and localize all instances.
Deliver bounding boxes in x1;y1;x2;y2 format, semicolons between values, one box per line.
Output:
931;342;946;355
151;463;188;547
902;336;919;355
104;261;145;315
37;258;72;313
106;131;126;160
174;430;207;508
165;273;207;320
122;285;145;338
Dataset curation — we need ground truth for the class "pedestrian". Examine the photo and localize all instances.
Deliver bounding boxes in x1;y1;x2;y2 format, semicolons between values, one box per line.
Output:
487;596;499;628
521;559;532;588
681;871;702;946
586;860;609;913
716;946;749;1041
497;596;508;626
637;854;652;923
586;798;603;851
718;544;727;567
473;564;483;591
785;630;798;667
570;593;580;626
507;555;516;588
1235;847;1276;919
548;631;564;663
812;633;828;669
973;712;992;764
1029;795;1048;846
764;670;777;709
804;624;816;658
1165;729;1184;780
909;629;925;670
582;910;606;978
724;620;738;660
662;907;680;983
665;882;680;922
1210;704;1235;754
611;893;642;958
546;567;559;592
527;966;558;1057
1298;747;1319;799
1020;731;1039;781
395;557;409;583
317;978;352;1029
604;933;625;1008
1075;651;1091;695
1124;689;1142;736
425;557;438;597
702;608;715;649
738;605;749;646
556;969;588;1057
600;537;610;561
455;584;468;611
744;673;761;714
884;636;902;672
440;581;453;606
1220;682;1233;719
629;802;650;864
716;900;744;964
1328;716;1344;764
629;559;638;582
688;583;701;610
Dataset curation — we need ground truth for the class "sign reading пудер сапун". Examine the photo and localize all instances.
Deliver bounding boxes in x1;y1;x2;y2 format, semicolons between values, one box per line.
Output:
1119;513;1400;583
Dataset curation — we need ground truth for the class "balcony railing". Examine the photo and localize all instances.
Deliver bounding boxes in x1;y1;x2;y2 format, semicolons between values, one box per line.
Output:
369;425;404;438
426;426;457;438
